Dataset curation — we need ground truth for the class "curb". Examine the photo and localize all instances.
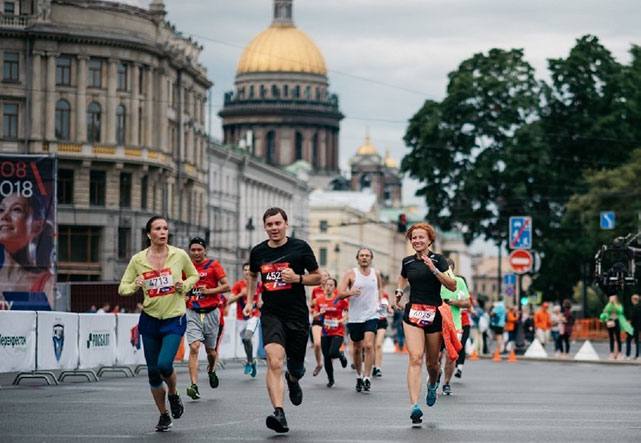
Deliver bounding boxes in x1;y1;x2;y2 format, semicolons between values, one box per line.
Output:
476;354;641;366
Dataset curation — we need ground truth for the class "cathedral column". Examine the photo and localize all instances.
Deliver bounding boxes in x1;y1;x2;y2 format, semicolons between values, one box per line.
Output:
76;55;88;143
130;63;140;147
44;52;57;141
30;51;44;140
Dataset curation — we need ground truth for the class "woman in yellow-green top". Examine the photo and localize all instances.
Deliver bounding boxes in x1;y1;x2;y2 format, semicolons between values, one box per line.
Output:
599;294;633;360
119;215;198;432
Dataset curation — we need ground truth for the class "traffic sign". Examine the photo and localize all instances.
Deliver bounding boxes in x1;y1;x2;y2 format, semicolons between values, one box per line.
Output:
600;211;615;230
503;273;516;286
509;249;533;274
509;216;532;249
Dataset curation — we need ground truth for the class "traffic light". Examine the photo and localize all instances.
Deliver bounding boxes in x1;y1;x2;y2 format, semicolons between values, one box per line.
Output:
397;213;407;233
520;296;528;307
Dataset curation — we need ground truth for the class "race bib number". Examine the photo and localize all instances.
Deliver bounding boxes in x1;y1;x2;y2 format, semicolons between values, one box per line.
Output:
408;304;437;327
324;318;340;329
261;262;292;292
143;268;175;298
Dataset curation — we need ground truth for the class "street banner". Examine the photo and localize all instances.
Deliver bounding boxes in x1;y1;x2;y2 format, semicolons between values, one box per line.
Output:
218;313;237;360
115;313;146;366
0;311;36;372
78;313;117;369
0;155;56;310
36;311;79;370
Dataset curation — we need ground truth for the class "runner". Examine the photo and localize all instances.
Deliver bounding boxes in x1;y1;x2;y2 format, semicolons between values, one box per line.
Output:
313;277;349;387
393;222;458;426
184;237;230;401
118;215;199;432
373;290;393;377
337;247;382;393
245;207;321;433
439;257;470;395
310;270;330;377
228;263;262;377
455;303;472;379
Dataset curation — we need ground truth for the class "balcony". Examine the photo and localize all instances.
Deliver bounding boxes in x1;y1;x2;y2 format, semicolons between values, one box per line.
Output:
0;15;31;29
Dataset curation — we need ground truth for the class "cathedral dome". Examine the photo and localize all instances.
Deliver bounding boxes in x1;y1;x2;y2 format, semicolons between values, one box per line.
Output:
237;24;326;75
384;150;398;168
356;136;380;156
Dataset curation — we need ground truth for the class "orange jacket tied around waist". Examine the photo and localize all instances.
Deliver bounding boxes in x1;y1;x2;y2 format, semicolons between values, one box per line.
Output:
439;303;462;361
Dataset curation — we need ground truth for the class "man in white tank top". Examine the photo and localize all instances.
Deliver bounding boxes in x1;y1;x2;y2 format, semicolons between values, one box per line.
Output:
337;248;383;393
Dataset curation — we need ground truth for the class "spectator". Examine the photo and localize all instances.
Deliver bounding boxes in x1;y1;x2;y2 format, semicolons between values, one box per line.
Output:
600;295;633;360
87;304;97;313
534;302;551;348
550;305;563;356
625;294;641;360
504;306;518;353
97;303;111;314
489;296;506;354
478;301;490;355
522;305;535;344
559;299;574;357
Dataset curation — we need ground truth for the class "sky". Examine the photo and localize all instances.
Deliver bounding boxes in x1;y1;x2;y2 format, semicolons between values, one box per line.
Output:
160;0;639;210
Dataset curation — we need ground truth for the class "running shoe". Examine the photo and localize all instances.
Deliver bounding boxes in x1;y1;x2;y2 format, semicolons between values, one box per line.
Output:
454;368;462;379
285;371;303;406
442;384;451;396
339;353;348;368
208;370;219;389
410;405;423;426
155;412;172;432
327;380;335;388
373;367;382;377
312;365;323;377
363;378;371;392
186;383;200;400
168;393;184;419
426;383;438;407
355;377;363;392
250;361;257;378
243;362;252;375
266;408;289;433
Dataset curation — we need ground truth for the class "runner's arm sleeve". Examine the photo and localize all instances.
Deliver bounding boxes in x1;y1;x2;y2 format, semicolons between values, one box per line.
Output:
118;256;139;296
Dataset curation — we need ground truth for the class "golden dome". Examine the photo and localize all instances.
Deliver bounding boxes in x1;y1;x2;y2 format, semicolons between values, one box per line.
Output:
356;135;380;156
237;25;327;75
384;150;398;168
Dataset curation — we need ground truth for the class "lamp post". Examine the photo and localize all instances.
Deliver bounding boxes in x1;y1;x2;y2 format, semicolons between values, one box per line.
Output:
245;216;255;259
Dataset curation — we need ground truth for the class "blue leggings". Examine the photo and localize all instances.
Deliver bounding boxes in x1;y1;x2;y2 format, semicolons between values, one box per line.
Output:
142;333;182;388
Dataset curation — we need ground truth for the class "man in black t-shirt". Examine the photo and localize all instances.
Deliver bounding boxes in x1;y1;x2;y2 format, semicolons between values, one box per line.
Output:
245;207;321;434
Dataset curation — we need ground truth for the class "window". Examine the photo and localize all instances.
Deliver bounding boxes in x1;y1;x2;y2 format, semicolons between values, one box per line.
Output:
117;227;131;260
140;175;148;210
305;85;311;99
260;85;266;98
55;99;71;140
295;132;303;160
116;104;126;145
89;170;106;206
87;101;101;143
266;131;276;165
88;58;102;88
316;87;321;100
293;85;300;98
319;247;327;266
58;225;100;263
3;52;19;82
319;220;328;233
3;103;18;139
4;2;15;15
117;63;127;91
312;133;319;168
56;56;71;86
283;84;289;97
249;85;254;98
119;172;132;208
57;169;74;204
271;84;280;98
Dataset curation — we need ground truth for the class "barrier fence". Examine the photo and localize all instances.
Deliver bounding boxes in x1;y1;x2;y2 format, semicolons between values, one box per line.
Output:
572;318;609;341
0;310;261;385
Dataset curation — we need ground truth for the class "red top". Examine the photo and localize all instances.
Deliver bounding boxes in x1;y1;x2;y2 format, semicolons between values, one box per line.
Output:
231;279;261;320
316;293;349;337
310;286;324;314
185;259;226;312
461;309;471;327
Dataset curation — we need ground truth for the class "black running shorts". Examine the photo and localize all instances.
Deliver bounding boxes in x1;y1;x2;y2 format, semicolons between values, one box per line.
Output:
261;312;310;362
402;304;443;334
347;318;378;342
377;318;389;331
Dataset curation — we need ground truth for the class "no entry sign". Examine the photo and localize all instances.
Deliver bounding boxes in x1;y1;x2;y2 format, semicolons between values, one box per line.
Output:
509;249;533;274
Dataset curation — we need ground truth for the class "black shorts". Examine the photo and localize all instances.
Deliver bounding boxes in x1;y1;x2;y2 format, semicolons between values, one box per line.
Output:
377;318;388;331
491;326;504;335
261;313;310;363
311;319;323;327
347;319;378;342
402;304;442;334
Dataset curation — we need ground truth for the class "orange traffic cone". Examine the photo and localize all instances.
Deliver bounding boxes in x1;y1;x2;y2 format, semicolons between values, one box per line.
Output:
492;349;501;362
469;350;479;361
174;338;185;362
507;350;517;363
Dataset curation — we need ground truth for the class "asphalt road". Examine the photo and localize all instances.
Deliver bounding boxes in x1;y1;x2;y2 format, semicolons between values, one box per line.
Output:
1;352;640;442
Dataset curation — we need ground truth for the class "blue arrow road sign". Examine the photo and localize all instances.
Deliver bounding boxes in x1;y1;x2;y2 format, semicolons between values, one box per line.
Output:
503;273;516;286
509;216;532;249
600;211;615;230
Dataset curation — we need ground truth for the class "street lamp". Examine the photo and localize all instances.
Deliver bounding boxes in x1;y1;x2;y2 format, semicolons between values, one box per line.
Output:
245;216;255;258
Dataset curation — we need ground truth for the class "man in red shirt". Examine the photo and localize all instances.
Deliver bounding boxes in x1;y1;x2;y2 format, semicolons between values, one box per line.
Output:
228;262;262;377
184;237;230;400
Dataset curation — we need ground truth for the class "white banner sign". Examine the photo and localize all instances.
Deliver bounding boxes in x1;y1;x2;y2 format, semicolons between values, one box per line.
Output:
37;311;78;370
0;311;36;372
78;313;116;369
115;314;145;366
218;313;237;360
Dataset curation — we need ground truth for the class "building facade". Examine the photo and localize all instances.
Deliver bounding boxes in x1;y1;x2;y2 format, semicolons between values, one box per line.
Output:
0;0;211;281
207;139;309;283
219;0;343;189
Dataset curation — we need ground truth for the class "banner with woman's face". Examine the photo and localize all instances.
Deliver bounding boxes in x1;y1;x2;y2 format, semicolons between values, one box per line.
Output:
0;155;56;310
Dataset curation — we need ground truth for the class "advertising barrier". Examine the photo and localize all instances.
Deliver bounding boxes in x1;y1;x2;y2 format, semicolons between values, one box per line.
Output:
36;311;78;370
78;313;117;369
218;313;237;360
115;313;145;366
0;311;37;372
